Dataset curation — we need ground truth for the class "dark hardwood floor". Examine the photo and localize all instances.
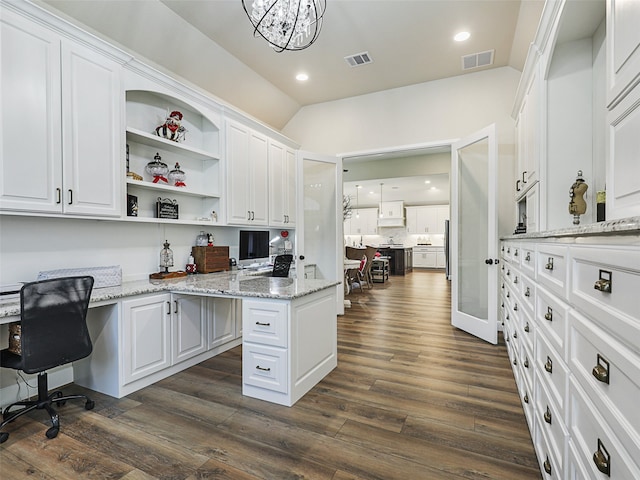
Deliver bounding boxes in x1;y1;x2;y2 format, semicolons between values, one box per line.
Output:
1;270;541;479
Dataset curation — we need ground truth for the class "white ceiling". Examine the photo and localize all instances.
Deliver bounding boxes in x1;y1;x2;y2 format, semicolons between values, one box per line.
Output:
40;0;545;130
344;173;450;208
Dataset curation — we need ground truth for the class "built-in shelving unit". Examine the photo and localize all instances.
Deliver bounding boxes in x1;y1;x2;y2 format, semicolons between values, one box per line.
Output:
125;90;222;224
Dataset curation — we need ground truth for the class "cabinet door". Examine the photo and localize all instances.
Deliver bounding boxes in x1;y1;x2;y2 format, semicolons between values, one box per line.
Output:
0;10;62;213
208;297;236;349
227;120;251;224
248;131;268;224
606;0;640;106
122;293;171;385
268;140;296;226
172;294;207;364
405;207;418;234
62;39;122;216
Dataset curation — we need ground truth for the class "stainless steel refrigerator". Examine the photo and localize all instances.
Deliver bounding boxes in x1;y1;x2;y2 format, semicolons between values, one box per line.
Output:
444;219;451;280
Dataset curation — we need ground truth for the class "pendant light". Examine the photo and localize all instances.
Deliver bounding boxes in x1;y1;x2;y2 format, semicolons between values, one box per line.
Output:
379;183;384;217
355;185;360;218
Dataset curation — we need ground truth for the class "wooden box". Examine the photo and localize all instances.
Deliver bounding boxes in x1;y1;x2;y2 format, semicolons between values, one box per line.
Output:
191;246;229;273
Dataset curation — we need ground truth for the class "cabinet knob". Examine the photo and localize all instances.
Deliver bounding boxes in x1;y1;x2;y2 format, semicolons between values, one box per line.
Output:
524;358;529;369
592;354;610;384
543;457;552;475
524;323;530;333
523;393;529;404
544;356;553;374
513;303;518;312
525;252;531;262
524;287;531;297
544;307;553;322
593;439;611;476
594;269;612;293
543;405;552;424
545;257;554;270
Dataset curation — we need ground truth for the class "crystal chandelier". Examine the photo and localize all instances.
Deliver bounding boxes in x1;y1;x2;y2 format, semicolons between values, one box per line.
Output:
242;0;326;52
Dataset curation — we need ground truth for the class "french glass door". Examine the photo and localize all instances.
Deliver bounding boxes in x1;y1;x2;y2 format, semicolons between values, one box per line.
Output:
296;151;344;313
450;125;498;344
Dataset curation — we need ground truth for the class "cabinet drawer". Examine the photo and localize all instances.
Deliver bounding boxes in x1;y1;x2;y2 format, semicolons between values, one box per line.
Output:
536;285;570;361
536;244;568;299
519;243;536;278
535;330;569;419
519;307;535;354
567;440;591;480
520;274;536;315
243;343;288;394
242;300;288;347
569;378;640;480
520;335;534;396
518;369;535;434
534;415;562;480
534;371;569;477
568;310;640;458
568;245;640;352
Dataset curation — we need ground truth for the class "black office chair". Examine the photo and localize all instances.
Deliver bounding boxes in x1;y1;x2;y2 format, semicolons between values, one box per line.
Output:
272;254;293;277
0;276;95;444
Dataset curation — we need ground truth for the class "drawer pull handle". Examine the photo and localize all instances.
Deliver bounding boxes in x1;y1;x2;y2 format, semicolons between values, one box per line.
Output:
506;291;510;298
513;303;518;312
514;249;519;257
525;252;531;262
502;282;505;289
506;314;510;321
256;321;271;326
507;247;511;254
545;257;554;270
594;269;612;293
524;287;531;297
543;456;552;475
506;269;510;276
544;307;553;322
593;439;611;476
592;354;610;384
514;276;519;284
501;302;504;308
524;393;529;404
545;356;553;374
524;323;530;333
524;358;529;368
513;331;518;339
256;365;271;372
513;358;517;366
544;405;552;424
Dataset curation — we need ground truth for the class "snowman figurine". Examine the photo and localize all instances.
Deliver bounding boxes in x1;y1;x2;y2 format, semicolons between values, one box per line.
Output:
155;110;187;142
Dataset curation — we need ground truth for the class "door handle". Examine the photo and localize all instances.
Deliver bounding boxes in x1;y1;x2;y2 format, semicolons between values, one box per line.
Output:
485;258;493;265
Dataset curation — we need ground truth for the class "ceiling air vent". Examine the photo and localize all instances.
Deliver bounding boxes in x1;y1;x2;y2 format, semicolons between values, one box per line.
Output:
344;51;373;67
461;49;495;70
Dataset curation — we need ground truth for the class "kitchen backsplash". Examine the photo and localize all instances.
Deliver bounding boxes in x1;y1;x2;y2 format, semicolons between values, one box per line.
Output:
345;227;444;248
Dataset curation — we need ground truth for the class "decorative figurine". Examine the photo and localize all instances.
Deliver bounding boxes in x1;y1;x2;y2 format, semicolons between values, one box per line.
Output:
146;153;169;183
168;162;186;187
155;110;187;142
149;239;187;279
569;170;588;225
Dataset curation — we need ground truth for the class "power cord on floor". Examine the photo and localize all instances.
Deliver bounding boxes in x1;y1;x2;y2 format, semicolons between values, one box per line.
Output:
15;371;36;403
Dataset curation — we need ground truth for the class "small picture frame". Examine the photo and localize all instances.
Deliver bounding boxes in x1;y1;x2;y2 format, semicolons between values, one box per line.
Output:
155;197;178;219
127;194;138;217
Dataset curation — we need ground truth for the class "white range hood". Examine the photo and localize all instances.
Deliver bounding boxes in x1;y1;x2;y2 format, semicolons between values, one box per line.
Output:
377;201;404;227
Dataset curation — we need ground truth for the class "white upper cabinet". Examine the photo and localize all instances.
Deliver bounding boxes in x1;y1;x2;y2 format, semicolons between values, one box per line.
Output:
345;208;378;235
1;8;123;216
269;140;296;227
406;205;449;235
606;0;640;220
514;65;540;200
606;0;640;107
226;119;269;226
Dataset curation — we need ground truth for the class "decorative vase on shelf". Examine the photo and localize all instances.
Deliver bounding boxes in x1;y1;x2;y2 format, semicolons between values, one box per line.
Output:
168;162;186;187
146;153;168;184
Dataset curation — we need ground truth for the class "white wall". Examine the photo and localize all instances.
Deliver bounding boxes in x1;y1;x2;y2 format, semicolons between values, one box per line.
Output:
284;67;519;236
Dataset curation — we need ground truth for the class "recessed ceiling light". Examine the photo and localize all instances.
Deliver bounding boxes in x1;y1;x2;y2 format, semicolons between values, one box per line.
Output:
296;73;309;81
424;180;431;184
454;31;470;42
356;185;362;189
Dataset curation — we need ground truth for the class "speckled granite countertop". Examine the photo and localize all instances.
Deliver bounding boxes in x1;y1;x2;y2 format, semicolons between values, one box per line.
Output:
501;216;640;240
0;270;340;319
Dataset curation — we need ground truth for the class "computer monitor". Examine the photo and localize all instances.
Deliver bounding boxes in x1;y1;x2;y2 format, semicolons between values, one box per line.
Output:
239;230;270;260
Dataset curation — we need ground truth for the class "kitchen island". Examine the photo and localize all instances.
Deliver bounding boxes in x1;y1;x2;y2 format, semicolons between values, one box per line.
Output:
377;246;413;275
0;271;340;407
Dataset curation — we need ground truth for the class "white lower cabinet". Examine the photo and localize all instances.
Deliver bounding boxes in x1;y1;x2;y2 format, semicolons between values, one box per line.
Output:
413;246;445;268
76;292;241;398
242;288;337;406
501;237;640;479
122;293;172;385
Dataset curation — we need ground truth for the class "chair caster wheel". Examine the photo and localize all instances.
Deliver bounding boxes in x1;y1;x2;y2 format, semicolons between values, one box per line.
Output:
0;432;9;443
85;400;95;410
46;426;59;439
56;400;67;407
